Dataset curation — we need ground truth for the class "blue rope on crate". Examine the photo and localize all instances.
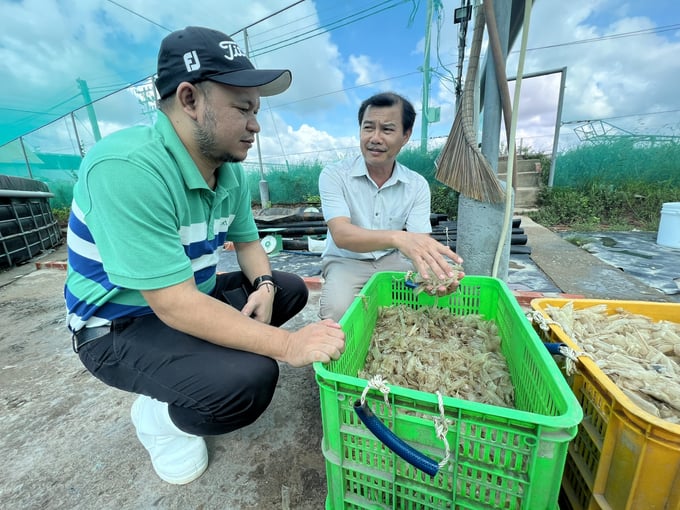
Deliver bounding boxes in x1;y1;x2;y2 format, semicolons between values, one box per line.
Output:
354;375;451;477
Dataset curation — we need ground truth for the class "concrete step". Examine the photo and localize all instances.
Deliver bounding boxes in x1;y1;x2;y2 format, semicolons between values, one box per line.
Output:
498;157;542;173
497;171;541;188
497;158;543;188
514;186;540;209
495;157;542;209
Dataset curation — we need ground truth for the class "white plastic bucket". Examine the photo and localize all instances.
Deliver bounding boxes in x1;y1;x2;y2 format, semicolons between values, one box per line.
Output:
656;202;680;248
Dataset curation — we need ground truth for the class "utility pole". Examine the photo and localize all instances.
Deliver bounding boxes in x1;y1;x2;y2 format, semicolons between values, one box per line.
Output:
420;0;434;152
76;78;102;142
454;0;472;111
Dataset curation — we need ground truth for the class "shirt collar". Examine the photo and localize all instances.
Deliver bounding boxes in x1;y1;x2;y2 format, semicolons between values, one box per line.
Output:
349;154;412;186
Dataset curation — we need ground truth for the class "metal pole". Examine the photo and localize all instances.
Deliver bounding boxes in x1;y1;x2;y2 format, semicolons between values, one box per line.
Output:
243;29;271;208
71;112;85;157
548;67;567;187
19;137;34;179
504;66;566;186
420;0;434;151
77;78;102;141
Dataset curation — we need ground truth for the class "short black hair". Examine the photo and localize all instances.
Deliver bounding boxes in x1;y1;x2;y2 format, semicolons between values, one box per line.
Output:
357;92;416;133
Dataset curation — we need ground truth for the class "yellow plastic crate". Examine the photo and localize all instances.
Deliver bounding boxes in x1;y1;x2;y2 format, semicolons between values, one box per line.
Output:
531;298;680;510
314;273;582;509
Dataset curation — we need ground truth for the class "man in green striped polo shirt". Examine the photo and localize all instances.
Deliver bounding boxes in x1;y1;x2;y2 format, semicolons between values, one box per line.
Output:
65;26;345;485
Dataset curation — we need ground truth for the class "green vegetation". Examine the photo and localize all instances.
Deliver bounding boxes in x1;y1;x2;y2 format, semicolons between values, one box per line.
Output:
529;180;680;231
530;141;680;231
245;161;324;206
244;147;452;207
430;184;459;219
553;138;680;187
50;143;680;233
51;206;71;228
45;180;76;210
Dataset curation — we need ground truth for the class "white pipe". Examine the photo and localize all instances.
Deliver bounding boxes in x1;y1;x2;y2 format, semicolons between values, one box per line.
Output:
492;0;532;277
0;190;54;198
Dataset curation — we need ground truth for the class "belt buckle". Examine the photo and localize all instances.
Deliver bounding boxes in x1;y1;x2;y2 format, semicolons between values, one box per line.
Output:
72;329;87;354
71;331;79;354
71;326;110;354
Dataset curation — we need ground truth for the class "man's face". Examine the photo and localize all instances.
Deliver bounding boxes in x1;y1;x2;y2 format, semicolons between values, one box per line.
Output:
359;104;411;169
193;83;261;163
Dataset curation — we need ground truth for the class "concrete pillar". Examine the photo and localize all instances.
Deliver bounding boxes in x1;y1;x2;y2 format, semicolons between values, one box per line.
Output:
456;0;513;279
457;190;513;278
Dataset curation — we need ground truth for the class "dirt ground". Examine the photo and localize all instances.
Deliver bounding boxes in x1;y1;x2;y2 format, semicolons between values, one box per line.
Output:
0;261;329;510
1;218;677;509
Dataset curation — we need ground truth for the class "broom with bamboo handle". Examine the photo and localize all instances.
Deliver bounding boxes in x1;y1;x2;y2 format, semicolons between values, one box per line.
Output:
435;6;505;204
484;0;517;190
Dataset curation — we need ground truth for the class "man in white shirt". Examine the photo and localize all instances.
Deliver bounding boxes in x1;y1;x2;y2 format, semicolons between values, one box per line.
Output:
318;92;464;321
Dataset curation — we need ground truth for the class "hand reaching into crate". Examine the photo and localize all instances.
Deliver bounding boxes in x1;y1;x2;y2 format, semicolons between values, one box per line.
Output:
405;263;465;297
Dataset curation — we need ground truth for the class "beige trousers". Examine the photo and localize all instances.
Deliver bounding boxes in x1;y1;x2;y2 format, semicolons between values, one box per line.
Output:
319;251;414;322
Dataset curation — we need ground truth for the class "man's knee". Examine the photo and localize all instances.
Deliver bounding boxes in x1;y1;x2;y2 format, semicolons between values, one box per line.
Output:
218;356;279;422
173;355;279;435
319;285;357;322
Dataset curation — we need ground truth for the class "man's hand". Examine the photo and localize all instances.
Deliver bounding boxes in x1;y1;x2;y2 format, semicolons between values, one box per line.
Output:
396;232;464;290
282;320;345;367
419;272;465;297
241;285;275;323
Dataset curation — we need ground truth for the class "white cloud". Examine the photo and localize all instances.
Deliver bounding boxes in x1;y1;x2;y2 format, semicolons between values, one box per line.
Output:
0;0;348;147
4;0;680;164
348;54;388;87
249;111;359;165
511;0;680;147
423;0;680;153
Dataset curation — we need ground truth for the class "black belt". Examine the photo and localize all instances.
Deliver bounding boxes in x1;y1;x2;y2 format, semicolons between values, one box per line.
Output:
72;325;112;353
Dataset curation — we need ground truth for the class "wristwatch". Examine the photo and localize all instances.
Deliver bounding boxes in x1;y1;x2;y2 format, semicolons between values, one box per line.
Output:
252;274;275;288
252;274;280;293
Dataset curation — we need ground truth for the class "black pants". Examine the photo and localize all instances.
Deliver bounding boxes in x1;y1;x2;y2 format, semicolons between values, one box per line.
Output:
77;270;308;436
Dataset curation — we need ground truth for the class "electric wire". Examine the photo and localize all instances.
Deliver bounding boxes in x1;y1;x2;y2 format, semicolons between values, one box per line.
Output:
6;1;680;151
516;23;680;54
434;1;457;87
104;0;173;32
240;0;404;49
249;1;407;58
4;0;409;145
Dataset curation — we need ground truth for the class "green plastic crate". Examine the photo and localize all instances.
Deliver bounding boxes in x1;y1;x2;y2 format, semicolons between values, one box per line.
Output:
314;272;583;510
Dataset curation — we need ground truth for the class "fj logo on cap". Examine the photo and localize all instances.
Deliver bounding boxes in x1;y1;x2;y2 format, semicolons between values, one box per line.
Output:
183;51;200;72
219;41;247;61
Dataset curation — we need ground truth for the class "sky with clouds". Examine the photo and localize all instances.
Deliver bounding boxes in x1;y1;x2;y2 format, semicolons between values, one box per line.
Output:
1;0;679;167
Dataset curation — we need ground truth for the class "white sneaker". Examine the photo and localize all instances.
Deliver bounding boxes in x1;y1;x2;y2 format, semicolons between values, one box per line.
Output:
130;395;208;484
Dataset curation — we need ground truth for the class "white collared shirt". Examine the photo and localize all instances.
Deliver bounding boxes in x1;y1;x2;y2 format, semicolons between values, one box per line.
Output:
319;155;432;260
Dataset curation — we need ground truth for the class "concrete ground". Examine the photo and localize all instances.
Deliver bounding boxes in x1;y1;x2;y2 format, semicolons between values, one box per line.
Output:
0;217;678;510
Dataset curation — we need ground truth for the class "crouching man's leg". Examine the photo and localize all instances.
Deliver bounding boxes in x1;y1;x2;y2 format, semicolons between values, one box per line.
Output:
77;315;281;484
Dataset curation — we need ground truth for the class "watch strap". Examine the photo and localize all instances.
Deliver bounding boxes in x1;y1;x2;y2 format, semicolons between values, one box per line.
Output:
252;274;276;288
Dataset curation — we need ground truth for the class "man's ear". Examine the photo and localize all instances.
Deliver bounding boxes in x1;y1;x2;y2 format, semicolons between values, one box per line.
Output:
176;82;200;119
402;128;413;146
